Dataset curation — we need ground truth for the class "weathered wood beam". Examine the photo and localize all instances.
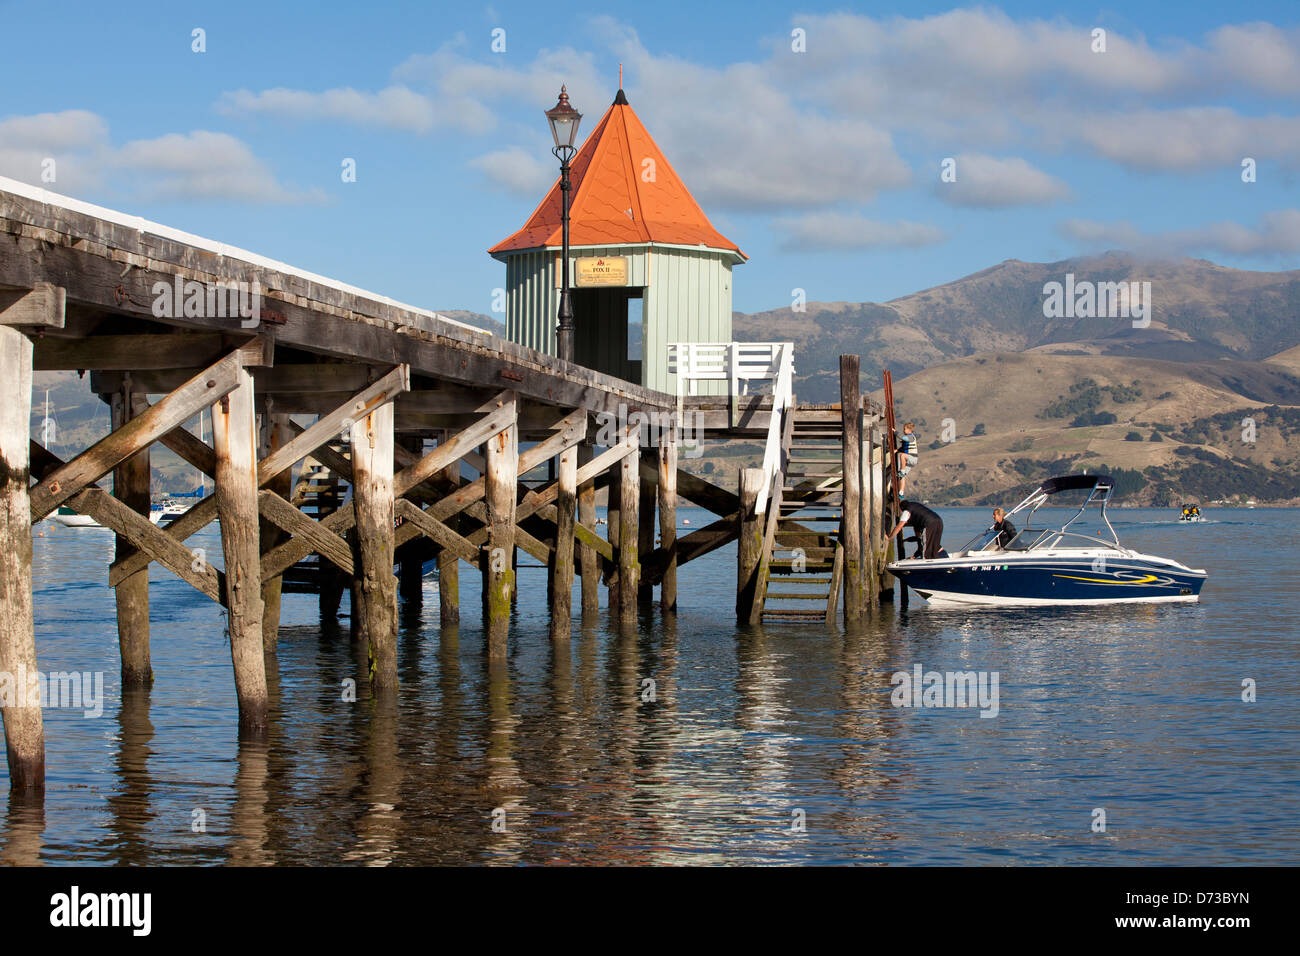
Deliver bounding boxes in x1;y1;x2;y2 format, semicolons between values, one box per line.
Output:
212;366;268;737
259;411;293;650
0;224;670;416
394;499;478;565
0;325;43;795
70;487;224;601
258;490;353;574
29;340;263;520
0;282;64;329
435;434;460;626
840;355;864;624
577;446;598;615
34;332;226;370
737;468;764;623
261;365;409;485
156;420;217;477
658;432;678;614
641;513;738;585
110;369;402;585
351;402;398;691
482;403;518;658
549;445;577;641
111;390;153;686
617;447;639;626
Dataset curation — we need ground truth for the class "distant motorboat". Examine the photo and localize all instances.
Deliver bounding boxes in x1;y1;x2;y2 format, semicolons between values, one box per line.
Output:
51;506;102;528
51;501;180;528
1178;503;1203;522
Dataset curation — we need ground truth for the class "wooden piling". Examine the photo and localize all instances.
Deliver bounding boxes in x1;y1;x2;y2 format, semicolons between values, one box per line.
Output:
397;437;425;613
482;406;518;658
111;389;153;687
618;447;639;625
839;356;864;624
658;430;678;614
577;445;599;614
211;365;269;736
260;411;293;651
606;453;622;613
867;424;881;608
736;467;764;623
351;402;398;689
638;448;656;608
437;445;461;626
549;446;577;641
0;325;43;794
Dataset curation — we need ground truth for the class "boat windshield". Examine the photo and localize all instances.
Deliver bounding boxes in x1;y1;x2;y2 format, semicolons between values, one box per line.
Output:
958;473;1126;554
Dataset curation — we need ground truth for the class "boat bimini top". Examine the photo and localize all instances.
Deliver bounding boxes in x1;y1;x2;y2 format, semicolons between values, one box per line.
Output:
960;473;1130;556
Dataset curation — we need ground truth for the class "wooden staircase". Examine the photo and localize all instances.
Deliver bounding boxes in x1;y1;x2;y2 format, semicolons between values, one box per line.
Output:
754;408;845;623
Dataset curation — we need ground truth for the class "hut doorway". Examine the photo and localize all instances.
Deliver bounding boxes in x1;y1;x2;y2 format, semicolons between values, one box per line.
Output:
573;287;644;384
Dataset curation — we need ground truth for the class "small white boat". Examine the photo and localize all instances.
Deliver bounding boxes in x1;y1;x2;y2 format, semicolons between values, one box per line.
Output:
51;506;102;528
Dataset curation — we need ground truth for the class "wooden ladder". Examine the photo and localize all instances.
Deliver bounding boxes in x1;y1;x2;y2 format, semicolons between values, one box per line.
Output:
755;408;846;623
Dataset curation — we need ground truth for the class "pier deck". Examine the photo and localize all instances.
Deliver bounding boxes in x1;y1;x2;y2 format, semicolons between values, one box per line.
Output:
0;178;892;796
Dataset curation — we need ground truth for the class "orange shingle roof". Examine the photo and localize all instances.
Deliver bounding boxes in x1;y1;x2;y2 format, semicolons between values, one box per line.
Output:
489;90;745;260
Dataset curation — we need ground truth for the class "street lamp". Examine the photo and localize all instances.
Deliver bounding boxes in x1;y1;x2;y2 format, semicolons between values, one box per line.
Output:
545;85;582;363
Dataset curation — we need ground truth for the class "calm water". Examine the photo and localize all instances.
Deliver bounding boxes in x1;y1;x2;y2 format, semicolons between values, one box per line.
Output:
2;507;1297;865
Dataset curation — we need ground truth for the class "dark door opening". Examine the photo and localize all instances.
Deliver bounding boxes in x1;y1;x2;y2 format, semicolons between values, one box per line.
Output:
572;287;643;384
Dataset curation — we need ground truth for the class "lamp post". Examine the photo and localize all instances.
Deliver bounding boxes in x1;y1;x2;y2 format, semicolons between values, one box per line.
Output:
545;85;582;363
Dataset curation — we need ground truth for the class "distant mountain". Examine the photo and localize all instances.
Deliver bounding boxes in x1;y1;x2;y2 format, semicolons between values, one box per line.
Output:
735;252;1300;403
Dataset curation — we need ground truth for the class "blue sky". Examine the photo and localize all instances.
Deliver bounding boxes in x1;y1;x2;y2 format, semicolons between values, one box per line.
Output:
1;0;1296;315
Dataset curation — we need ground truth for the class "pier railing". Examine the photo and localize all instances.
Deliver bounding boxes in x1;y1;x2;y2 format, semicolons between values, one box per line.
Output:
667;341;793;513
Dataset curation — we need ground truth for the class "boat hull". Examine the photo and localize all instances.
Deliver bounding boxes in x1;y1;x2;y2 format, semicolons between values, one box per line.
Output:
888;551;1207;606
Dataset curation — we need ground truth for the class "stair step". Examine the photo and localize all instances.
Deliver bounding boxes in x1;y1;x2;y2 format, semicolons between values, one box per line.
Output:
766;592;831;600
762;610;827;619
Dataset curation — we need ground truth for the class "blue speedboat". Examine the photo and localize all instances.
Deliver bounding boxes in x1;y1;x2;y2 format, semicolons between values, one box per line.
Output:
887;474;1207;606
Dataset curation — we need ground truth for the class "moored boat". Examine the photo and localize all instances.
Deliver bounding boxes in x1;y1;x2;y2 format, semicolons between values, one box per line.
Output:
887;474;1207;606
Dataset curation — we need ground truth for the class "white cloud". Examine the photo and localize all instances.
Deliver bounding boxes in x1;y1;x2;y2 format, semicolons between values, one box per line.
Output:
112;131;323;204
469;146;554;196
0;110;316;205
218;85;437;133
1074;108;1300;171
0;110;110;192
773;212;946;251
936;154;1070;207
1061;210;1300;257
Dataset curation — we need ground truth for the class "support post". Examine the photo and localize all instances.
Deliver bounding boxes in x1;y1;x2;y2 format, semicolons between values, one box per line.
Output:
658;430;678;615
606;454;622;613
260;411;293;651
867;424;881;609
211;365;268;736
482;406;518;658
437;441;461;626
351;403;397;690
111;389;152;687
617;446;639;626
397;437;425;613
549;446;577;641
577;445;599;615
839;356;864;624
736;467;763;623
0;326;43;794
638;448;655;608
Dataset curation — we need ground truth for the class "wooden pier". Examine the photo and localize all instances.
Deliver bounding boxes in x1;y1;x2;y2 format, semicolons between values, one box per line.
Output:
0;179;896;797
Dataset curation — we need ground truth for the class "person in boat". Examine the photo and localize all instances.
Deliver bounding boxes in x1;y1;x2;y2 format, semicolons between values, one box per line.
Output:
887;499;944;560
990;507;1017;548
894;422;919;496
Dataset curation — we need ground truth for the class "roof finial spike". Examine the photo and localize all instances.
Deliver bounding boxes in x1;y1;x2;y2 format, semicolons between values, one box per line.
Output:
619;63;623;89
